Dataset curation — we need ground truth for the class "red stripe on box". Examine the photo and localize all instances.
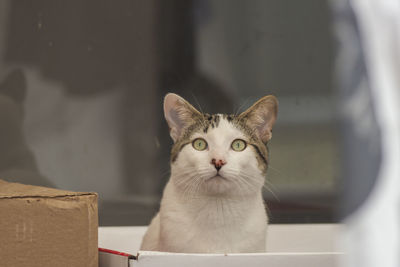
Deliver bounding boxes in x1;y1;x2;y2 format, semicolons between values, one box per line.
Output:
98;247;133;258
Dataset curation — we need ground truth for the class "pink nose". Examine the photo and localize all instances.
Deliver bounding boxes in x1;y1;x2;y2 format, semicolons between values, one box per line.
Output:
211;158;226;171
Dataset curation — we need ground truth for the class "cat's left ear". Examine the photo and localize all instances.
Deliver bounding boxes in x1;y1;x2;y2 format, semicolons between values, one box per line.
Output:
239;95;278;143
164;93;202;142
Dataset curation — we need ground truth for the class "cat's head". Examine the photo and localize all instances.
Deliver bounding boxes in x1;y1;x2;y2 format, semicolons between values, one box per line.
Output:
164;93;278;197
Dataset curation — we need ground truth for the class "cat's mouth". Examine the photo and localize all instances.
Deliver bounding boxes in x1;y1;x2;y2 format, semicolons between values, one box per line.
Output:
207;174;228;181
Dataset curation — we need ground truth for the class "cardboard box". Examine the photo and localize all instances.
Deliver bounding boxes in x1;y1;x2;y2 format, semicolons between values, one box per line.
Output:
98;224;343;267
0;180;98;267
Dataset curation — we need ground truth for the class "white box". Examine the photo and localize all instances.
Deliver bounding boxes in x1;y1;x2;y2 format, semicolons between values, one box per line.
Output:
98;224;342;267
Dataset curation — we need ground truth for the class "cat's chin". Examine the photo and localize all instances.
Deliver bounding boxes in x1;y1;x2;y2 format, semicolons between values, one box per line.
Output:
201;174;235;195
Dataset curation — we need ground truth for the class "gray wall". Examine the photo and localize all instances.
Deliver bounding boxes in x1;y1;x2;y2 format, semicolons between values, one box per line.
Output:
0;0;337;224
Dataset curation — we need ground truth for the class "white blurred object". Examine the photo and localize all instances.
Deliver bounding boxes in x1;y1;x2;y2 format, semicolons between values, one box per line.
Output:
22;68;125;197
339;0;400;267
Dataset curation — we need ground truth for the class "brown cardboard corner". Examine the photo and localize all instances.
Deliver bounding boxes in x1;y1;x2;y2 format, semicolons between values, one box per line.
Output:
0;179;98;199
0;179;99;267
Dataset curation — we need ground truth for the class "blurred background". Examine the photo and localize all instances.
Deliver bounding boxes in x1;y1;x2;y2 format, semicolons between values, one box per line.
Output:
0;0;338;225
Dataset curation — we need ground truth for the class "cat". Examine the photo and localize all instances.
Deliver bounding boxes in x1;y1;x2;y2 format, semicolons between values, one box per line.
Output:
0;69;53;187
140;93;278;253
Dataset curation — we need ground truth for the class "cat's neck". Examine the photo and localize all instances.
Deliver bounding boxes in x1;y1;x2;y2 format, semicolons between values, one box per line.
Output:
162;179;264;225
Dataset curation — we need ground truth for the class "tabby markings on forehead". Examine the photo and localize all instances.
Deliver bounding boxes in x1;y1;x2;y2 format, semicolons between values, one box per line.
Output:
202;114;222;132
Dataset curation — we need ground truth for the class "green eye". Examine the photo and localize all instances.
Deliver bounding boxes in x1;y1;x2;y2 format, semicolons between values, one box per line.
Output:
192;138;208;151
231;139;246;151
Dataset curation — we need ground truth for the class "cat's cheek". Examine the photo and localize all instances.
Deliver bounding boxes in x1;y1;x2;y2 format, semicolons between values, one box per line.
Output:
231;149;256;170
175;146;210;173
243;156;265;186
245;147;267;174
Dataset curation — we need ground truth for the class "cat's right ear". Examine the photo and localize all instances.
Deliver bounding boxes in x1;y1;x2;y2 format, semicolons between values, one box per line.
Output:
239;95;278;143
164;93;201;142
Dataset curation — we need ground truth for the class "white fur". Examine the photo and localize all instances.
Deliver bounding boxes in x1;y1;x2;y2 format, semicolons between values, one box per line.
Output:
141;117;268;253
